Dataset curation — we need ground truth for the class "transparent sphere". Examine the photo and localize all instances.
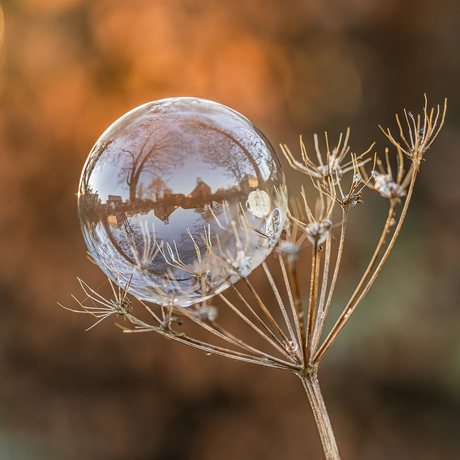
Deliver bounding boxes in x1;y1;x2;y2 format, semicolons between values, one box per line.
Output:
78;97;288;306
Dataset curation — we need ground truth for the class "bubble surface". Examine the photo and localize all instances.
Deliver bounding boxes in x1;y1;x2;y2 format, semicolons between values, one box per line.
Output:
78;97;287;306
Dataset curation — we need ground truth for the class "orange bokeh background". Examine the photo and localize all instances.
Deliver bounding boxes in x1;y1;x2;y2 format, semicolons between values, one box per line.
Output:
0;0;460;458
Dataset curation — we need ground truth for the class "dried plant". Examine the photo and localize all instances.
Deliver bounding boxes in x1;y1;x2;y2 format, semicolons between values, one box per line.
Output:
61;96;446;459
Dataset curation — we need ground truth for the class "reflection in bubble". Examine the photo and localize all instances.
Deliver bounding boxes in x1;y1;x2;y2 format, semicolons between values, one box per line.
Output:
78;97;288;306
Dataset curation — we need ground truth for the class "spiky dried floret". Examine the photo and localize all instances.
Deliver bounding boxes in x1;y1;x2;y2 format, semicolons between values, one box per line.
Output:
380;95;447;166
305;220;332;245
58;275;133;331
280;128;372;186
372;171;406;200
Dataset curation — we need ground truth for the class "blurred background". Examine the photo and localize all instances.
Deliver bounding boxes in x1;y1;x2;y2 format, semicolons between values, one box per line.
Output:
0;0;460;458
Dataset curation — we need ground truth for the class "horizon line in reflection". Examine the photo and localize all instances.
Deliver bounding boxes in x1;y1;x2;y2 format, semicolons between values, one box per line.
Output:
82;174;261;226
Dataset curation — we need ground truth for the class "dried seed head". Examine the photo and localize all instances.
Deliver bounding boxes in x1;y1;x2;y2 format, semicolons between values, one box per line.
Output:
380;97;447;166
277;240;301;263
306;219;332;245
117;297;132;315
194;304;219;323
317;156;343;185
372;172;406;200
341;190;363;209
280;128;372;189
235;250;252;278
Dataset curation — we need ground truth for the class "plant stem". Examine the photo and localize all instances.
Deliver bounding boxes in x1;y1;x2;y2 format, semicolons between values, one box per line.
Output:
312;210;348;354
298;370;341;460
290;260;307;352
305;242;320;362
313;202;397;364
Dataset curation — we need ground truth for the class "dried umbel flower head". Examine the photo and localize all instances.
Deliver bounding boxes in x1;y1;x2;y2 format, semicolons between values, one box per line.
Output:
193;303;219;323
280;128;373;186
305;220;332;245
285;189;334;253
234;250;252;278
62;96;446;460
318;155;368;211
372;171;406;200
277;240;301;263
380;94;447;167
362;148;409;203
58;275;134;331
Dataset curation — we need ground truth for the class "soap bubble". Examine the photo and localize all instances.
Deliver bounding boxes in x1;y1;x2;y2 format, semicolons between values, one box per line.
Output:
78;97;288;306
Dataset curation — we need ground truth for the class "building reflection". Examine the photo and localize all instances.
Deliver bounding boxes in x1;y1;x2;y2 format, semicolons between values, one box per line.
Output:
78;172;266;278
86;174;260;228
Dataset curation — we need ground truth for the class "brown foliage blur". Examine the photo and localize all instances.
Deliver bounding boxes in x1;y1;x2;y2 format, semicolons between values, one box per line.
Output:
0;0;460;458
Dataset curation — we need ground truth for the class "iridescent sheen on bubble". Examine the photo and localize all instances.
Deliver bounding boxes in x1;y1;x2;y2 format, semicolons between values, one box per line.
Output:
78;97;288;306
